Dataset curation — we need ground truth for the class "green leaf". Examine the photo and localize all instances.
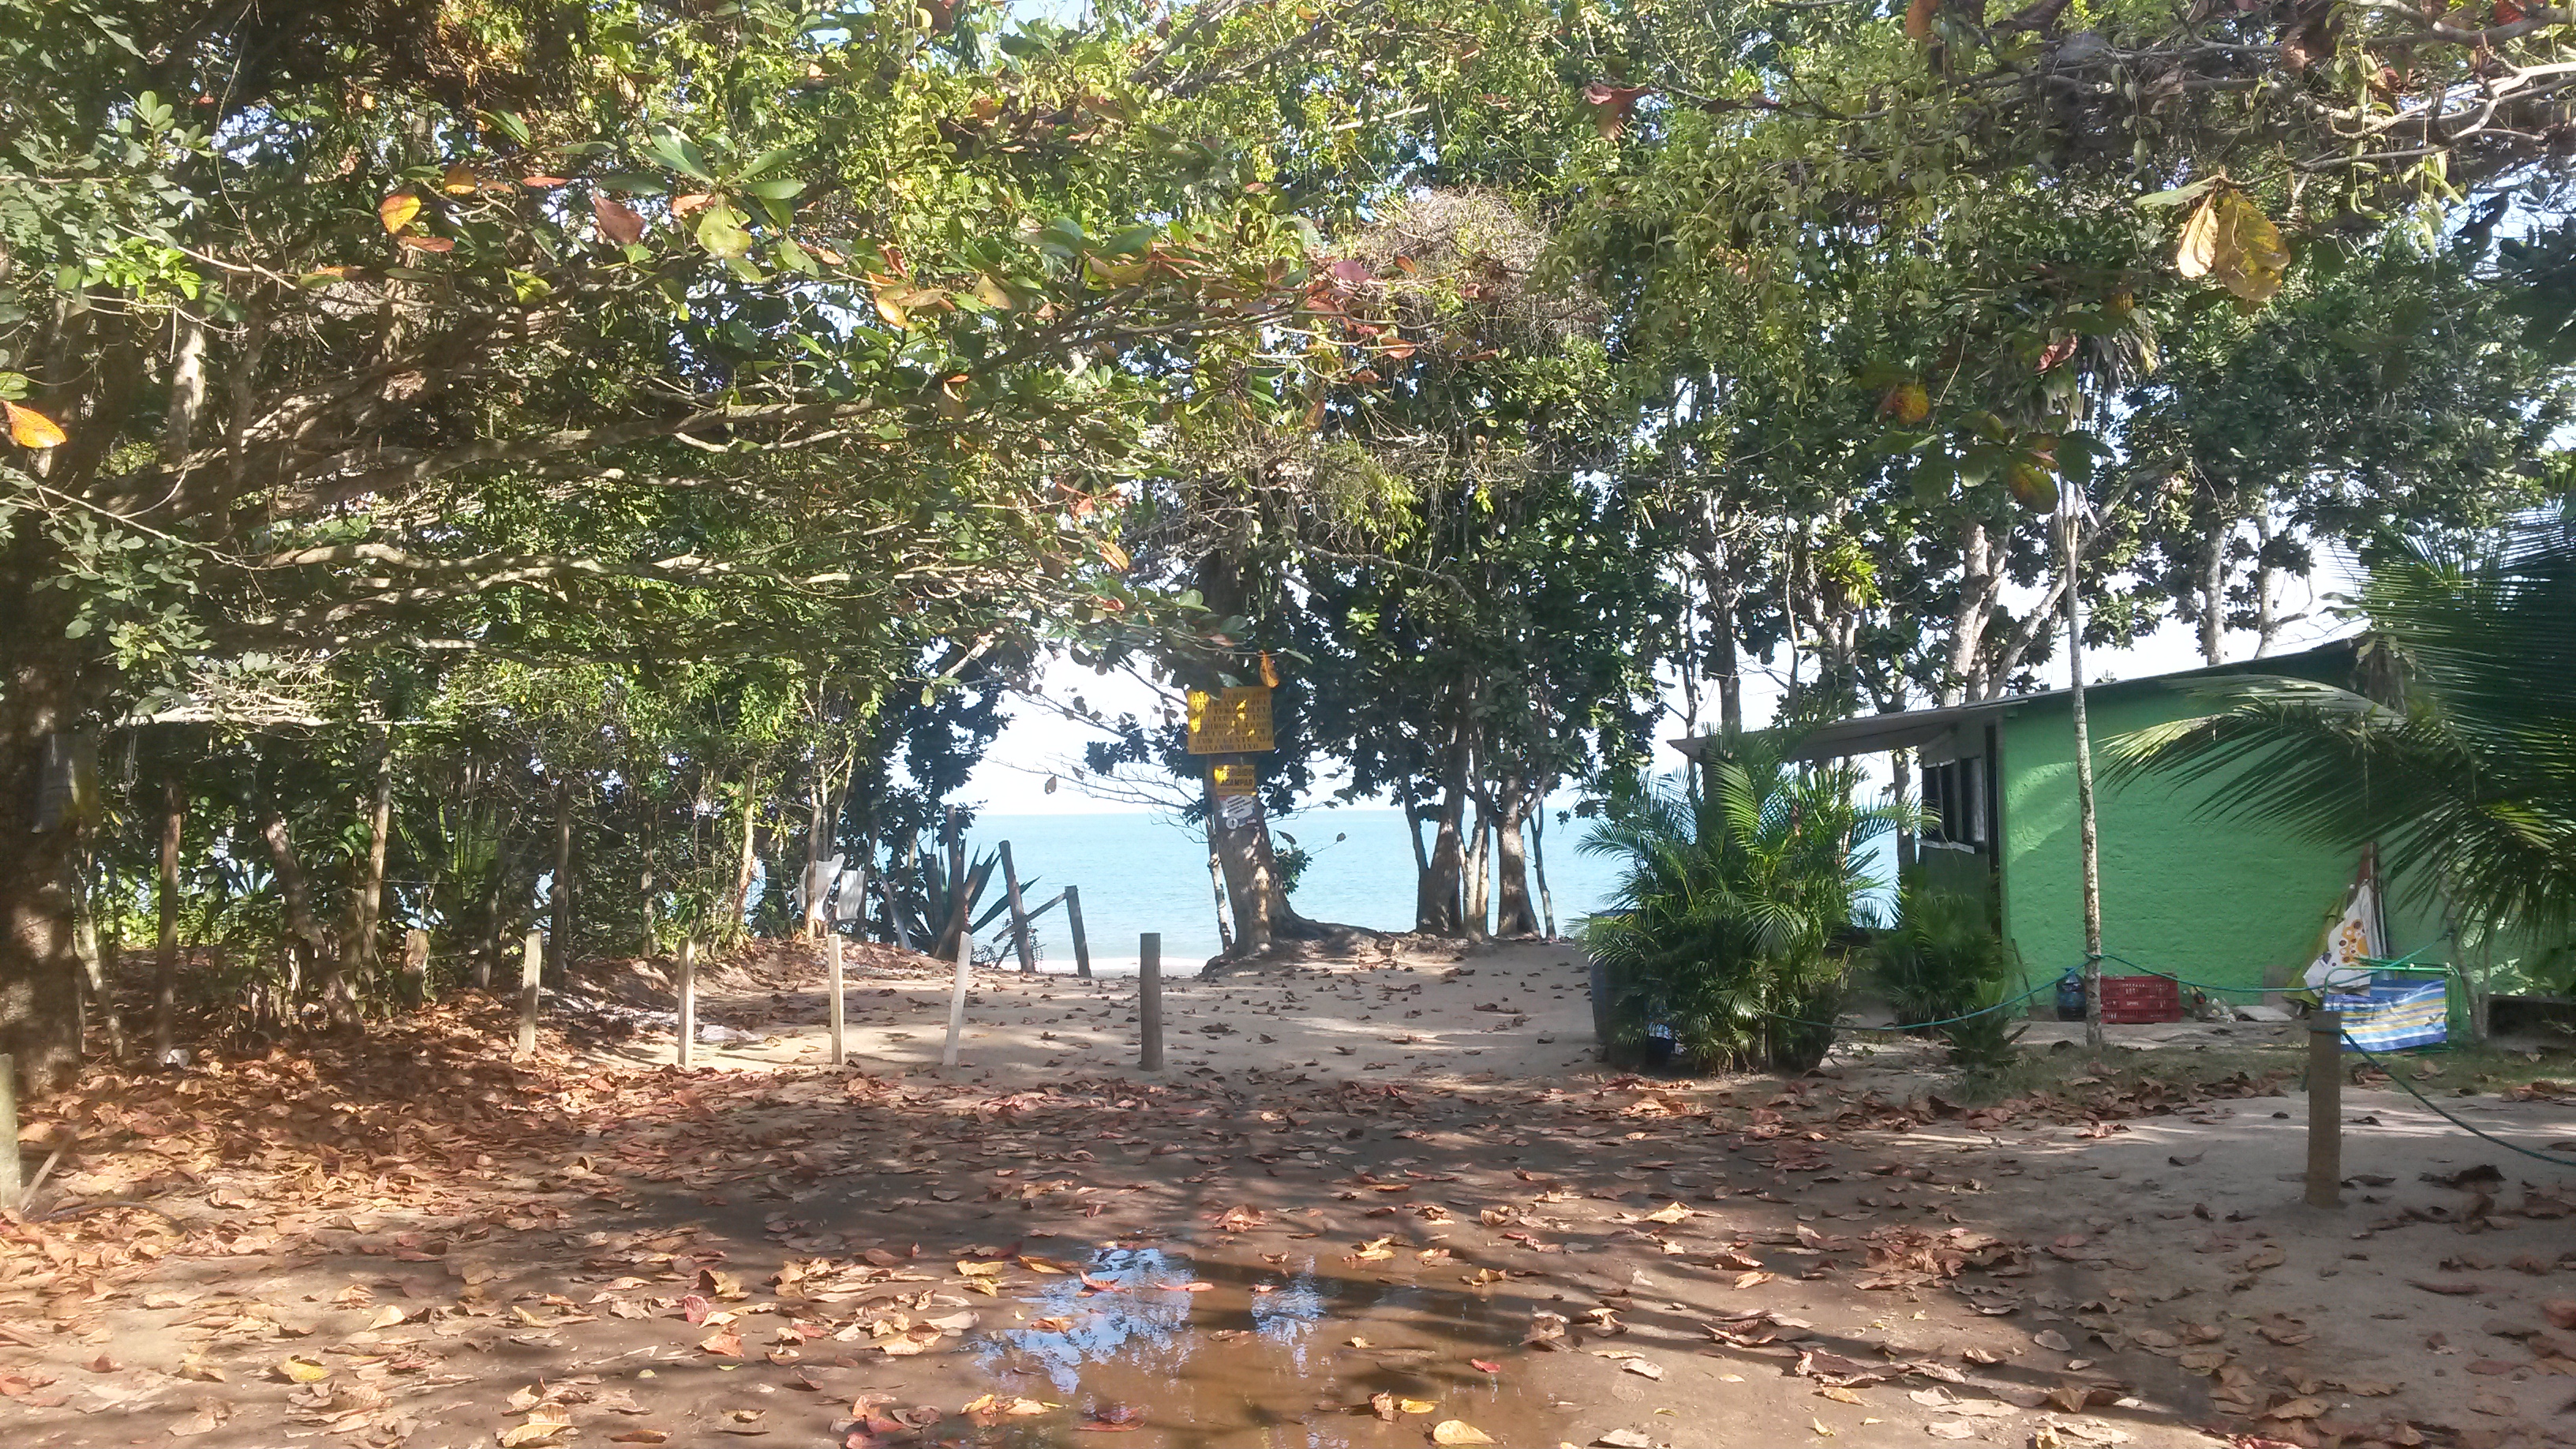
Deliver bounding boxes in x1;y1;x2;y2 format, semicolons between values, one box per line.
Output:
479;108;532;148
1101;224;1156;258
2136;178;2218;209
738;147;797;181
743;177;805;200
640;130;714;181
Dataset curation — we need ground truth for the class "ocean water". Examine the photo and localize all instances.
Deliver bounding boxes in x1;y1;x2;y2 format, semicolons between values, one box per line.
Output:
936;807;1627;972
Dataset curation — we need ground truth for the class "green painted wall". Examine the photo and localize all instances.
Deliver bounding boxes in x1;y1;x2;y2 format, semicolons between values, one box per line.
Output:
1997;685;2451;1002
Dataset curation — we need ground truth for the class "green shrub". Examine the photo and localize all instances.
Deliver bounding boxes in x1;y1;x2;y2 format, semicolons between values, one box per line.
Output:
1582;736;1905;1073
1870;882;2024;1073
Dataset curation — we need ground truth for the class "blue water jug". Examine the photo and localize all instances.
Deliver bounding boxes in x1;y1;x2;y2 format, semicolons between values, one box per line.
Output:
2056;971;2087;1022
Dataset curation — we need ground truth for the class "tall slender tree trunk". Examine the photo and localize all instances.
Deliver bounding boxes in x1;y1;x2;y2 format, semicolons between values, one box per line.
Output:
2065;513;2106;1050
728;766;762;943
1945;518;2003;706
1416;711;1471;935
547;773;574;981
1206;838;1236;953
1462;803;1492;942
154;779;182;1061
260;808;335;1025
1530;804;1557;940
2200;515;2230;666
477;848;503;991
1492;788;1538;938
337;734;395;1032
0;621;90;1095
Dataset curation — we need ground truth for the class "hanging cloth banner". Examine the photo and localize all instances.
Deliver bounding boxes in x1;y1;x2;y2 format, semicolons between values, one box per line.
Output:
2301;847;2386;996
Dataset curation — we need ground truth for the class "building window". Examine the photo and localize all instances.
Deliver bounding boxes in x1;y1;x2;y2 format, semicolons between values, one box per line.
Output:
1921;756;1988;852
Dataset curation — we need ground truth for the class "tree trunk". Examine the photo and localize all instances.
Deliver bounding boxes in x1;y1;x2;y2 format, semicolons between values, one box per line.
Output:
728;766;762;942
0;617;90;1096
1530;803;1557;940
1206;839;1236;953
1944;517;2003;706
1209;788;1302;956
547;773;574;980
1416;719;1470;935
154;779;182;1061
1893;747;1918;872
74;885;123;1062
2065;512;2106;1050
2200;515;2229;666
339;733;395;1031
260;808;336;1027
1462;802;1492;942
477;858;502;990
1492;791;1538;938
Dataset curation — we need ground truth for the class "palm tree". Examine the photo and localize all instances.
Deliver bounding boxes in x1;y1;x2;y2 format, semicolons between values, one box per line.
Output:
2110;507;2576;1024
1581;735;1909;1072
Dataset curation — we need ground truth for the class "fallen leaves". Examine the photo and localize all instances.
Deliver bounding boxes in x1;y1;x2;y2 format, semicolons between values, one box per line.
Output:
500;1405;575;1447
1432;1421;1496;1446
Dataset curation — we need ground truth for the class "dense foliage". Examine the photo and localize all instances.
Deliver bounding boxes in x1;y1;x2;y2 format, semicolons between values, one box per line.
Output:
1580;739;1906;1073
5;0;2573;1093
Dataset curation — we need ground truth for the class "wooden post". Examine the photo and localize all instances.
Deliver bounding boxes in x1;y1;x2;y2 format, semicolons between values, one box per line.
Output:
2306;1009;2342;1208
0;1055;21;1213
827;931;846;1066
941;922;972;1068
1065;885;1093;980
514;931;542;1059
999;841;1037;974
676;938;697;1069
1138;932;1163;1072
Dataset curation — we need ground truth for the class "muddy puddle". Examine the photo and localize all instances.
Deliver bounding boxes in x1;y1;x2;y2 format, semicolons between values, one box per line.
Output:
942;1241;1574;1447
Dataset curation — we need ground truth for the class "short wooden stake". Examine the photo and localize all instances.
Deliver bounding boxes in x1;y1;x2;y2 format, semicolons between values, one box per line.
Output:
1065;885;1092;980
515;931;542;1059
827;932;846;1066
676;938;697;1069
2306;1009;2342;1208
999;841;1037;975
0;1054;22;1212
1138;932;1163;1072
941;924;972;1068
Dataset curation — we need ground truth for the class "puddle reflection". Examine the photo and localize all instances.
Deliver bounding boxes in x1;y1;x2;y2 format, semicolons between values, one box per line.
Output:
953;1241;1562;1448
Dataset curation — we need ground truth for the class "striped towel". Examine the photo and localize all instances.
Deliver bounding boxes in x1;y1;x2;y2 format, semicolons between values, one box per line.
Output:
2327;979;2448;1052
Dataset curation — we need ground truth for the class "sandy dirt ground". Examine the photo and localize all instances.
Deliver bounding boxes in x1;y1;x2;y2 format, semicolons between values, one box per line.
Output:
6;937;2575;1449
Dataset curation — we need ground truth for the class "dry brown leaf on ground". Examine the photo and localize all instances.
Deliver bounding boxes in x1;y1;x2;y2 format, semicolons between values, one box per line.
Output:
1432;1421;1496;1446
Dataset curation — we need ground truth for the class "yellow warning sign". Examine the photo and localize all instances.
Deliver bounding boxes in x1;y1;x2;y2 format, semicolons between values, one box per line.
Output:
1185;687;1274;754
1208;760;1258;797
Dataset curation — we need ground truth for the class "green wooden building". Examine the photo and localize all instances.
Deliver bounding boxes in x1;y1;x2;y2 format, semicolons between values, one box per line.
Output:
1683;640;2492;1004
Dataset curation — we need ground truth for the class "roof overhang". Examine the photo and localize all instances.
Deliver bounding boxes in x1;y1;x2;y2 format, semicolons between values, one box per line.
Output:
1666;636;2364;764
1669;699;2009;763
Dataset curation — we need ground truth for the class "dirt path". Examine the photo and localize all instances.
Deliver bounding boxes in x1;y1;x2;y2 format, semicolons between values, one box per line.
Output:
6;941;2574;1449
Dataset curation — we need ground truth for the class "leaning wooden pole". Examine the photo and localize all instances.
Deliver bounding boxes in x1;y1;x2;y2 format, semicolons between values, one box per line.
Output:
998;841;1037;974
2064;506;2106;1050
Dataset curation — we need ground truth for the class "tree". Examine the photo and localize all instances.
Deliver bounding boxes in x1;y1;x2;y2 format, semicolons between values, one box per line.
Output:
0;0;1502;1088
2111;507;2576;1021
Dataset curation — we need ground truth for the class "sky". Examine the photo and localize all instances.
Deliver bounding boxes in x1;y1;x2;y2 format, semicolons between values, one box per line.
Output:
960;545;2368;818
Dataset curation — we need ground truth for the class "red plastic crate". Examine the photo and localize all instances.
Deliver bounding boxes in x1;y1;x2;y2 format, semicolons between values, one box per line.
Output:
2098;974;2182;1024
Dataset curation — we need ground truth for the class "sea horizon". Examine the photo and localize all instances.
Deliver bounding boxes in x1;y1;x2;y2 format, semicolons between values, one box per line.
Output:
927;804;1624;972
